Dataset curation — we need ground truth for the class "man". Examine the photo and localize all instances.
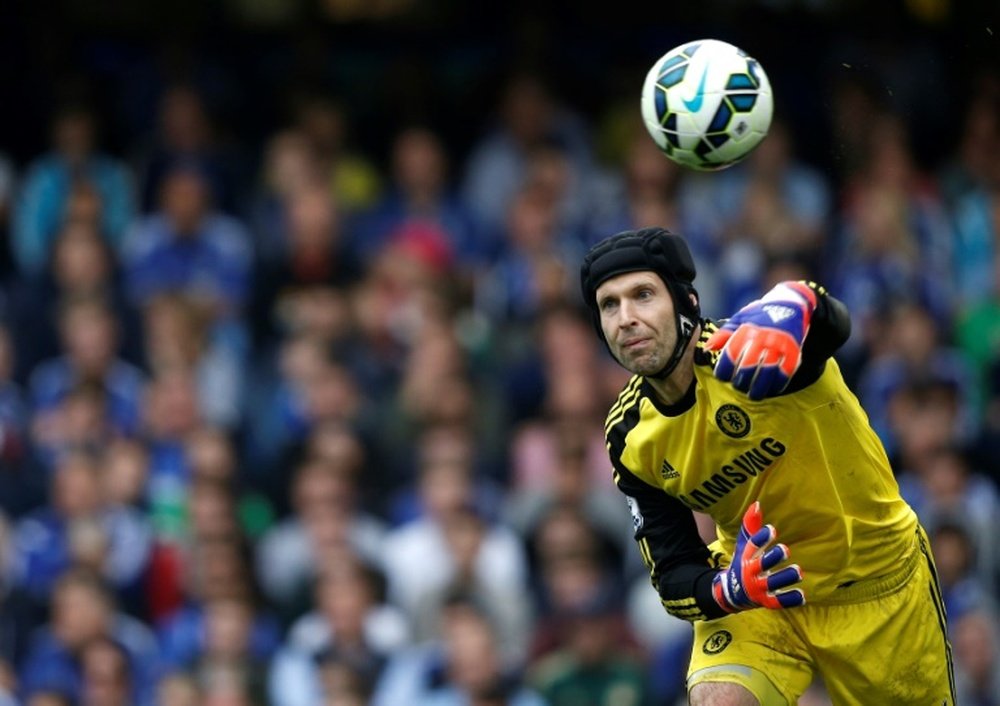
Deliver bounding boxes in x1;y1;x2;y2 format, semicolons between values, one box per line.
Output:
579;227;954;705
17;568;159;705
123;162;252;319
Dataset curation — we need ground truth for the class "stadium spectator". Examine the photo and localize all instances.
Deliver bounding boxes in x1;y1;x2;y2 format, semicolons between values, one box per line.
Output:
387;316;508;487
135;84;247;215
28;295;145;457
17;568;159;705
287;93;382;216
122;161;253;356
13;218;141;374
857;301;978;456
268;557;408;706
900;446;1000;594
831;113;954;340
156;532;279;676
243;334;358;478
503;418;632;575
475;182;583;322
9;449;151;609
529;587;651;706
931;518;999;626
599;129;680;232
502;302;611;467
355;125;485;266
250;180;360;346
248;129;326;261
381;427;529;642
409;504;534;666
141;292;243;430
79;635;134;706
524;506;634;663
140;366;204;524
100;438;149;511
952;608;1000;706
462;72;595;242
938;77;1000;211
12;103;134;278
951;173;1000;313
255;456;386;619
370;590;545;706
183;425;273;540
183;595;271;704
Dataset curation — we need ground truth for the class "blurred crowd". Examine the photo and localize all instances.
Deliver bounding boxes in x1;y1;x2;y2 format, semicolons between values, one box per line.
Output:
0;46;998;706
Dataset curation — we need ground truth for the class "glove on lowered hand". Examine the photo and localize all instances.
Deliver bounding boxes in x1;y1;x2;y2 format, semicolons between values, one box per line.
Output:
712;501;805;613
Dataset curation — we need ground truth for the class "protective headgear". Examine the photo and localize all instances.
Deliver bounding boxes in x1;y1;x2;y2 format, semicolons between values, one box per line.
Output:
580;227;700;378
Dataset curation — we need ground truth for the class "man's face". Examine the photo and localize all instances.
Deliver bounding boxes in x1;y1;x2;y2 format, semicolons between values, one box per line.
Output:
161;171;208;234
53;582;107;648
596;270;677;376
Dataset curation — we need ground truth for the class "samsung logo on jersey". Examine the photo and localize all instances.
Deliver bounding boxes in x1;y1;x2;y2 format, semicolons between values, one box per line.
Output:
678;437;786;511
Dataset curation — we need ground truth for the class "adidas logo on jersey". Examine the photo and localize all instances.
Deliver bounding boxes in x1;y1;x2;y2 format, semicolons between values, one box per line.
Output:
661;459;680;479
763;304;795;324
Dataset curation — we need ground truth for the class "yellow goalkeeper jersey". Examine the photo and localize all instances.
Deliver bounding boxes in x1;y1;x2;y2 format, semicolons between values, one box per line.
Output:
607;321;918;621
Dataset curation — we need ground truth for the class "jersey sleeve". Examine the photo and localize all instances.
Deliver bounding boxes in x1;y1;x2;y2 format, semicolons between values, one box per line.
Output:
784;281;852;394
612;460;728;622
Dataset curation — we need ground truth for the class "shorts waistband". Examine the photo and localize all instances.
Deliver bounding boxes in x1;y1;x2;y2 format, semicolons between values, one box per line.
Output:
824;528;922;604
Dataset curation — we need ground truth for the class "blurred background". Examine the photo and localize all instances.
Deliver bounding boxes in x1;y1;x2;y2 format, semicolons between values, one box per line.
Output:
0;0;998;704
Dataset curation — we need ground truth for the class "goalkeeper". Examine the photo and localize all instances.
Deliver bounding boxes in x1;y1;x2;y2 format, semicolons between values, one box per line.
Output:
580;228;954;705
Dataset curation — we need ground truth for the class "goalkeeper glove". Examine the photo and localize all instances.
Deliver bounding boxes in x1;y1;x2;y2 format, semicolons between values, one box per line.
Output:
705;281;818;400
712;501;805;613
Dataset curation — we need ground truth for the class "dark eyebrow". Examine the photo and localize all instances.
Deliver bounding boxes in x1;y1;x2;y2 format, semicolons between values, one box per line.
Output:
629;279;659;292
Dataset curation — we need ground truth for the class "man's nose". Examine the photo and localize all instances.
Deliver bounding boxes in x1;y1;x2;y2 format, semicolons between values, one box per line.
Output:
617;300;637;327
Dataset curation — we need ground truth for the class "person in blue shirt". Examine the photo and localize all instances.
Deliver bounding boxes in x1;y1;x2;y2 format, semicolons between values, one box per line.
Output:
122;161;252;321
18;568;159;706
13;103;134;278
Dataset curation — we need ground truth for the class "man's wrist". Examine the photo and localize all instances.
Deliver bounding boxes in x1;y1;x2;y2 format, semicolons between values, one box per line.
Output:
711;571;740;613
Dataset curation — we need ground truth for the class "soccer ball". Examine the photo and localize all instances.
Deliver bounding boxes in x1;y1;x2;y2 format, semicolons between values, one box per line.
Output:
641;39;773;171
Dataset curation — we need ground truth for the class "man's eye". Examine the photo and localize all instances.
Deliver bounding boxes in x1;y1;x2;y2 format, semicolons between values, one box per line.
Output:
600;300;617;311
638;289;652;299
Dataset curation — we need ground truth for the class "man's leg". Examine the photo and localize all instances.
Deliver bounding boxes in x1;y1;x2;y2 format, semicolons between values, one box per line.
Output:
688;611;811;705
689;681;760;705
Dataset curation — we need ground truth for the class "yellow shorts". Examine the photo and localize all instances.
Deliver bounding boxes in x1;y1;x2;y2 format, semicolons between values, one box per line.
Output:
688;527;955;705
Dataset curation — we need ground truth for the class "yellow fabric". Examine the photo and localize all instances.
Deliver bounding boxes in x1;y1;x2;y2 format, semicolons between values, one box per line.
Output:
615;355;918;605
687;528;955;705
688;663;792;706
330;156;381;211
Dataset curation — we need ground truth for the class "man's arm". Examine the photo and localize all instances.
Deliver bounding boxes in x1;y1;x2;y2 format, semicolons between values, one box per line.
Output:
784;282;851;394
614;461;805;621
706;281;851;399
614;461;729;622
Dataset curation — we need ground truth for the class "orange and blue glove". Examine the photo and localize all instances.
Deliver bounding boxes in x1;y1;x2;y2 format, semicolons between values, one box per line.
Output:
705;281;818;400
712;502;805;613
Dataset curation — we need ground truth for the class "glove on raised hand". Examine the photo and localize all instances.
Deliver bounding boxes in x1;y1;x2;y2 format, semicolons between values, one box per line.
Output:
712;501;805;613
705;281;818;400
